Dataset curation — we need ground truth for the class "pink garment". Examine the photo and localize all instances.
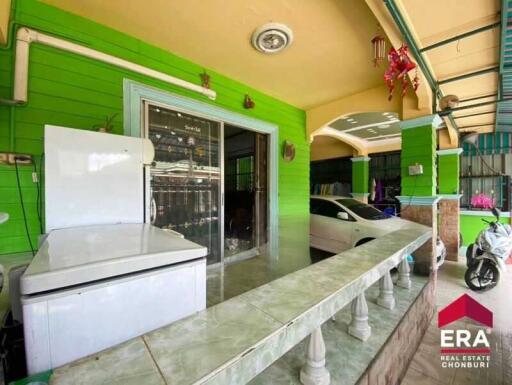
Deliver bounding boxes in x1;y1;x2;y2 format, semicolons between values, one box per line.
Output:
470;193;495;209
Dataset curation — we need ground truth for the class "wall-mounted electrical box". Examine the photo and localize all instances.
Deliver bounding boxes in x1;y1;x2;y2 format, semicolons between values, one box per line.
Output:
0;152;33;165
408;163;423;176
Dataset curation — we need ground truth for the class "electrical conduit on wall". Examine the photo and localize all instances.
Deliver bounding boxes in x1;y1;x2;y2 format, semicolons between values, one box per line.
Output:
13;27;216;103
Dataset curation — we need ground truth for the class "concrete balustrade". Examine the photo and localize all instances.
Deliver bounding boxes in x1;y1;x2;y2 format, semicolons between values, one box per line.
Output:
348;292;372;341
45;226;430;385
397;257;412;289
300;327;330;385
377;269;396;310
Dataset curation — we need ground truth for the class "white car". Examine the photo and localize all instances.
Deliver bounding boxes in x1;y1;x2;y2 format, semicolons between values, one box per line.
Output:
310;195;412;254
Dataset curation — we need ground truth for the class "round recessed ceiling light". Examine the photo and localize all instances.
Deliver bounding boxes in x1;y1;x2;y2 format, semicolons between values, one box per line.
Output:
251;23;294;54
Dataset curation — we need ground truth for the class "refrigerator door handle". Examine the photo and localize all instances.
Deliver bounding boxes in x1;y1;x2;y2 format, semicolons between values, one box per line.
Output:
150;196;157;224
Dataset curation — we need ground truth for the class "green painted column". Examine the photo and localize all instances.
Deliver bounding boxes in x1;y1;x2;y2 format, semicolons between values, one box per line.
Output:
437;148;463;195
400;116;440;197
397;115;442;275
437;148;463;261
351;156;370;202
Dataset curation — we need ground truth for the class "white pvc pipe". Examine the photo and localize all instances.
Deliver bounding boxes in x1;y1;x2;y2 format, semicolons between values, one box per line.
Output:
13;27;216;102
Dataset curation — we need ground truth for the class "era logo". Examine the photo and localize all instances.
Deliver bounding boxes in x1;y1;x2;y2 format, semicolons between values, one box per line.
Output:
438;294;493;355
440;329;490;348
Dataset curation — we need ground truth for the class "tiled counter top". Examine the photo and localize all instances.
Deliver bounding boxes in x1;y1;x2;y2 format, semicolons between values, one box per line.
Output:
27;225;430;385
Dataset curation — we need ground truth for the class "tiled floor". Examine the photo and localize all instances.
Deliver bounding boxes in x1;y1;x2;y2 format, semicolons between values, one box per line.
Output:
401;253;512;385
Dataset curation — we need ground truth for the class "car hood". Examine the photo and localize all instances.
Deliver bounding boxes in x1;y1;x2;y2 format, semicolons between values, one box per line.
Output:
375;216;420;232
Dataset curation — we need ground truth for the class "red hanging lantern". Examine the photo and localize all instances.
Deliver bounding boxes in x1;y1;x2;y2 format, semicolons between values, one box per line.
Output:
384;44;420;100
371;34;386;67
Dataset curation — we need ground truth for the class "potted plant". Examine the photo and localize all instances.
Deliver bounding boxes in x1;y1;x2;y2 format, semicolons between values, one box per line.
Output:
94;113;118;133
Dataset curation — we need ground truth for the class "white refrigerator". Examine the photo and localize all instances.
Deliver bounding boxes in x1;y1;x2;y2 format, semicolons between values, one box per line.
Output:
21;125;207;375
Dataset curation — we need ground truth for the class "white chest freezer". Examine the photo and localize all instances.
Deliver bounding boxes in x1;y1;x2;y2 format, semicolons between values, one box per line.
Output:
20;223;207;375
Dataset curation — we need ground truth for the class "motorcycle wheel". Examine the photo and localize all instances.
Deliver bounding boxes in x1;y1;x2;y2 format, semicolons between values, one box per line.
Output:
466;244;475;267
464;260;500;291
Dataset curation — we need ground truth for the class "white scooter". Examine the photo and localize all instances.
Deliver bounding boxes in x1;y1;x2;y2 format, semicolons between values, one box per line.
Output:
465;208;512;291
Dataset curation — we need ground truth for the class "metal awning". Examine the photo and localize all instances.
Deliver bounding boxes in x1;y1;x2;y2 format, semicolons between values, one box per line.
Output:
497;0;512;131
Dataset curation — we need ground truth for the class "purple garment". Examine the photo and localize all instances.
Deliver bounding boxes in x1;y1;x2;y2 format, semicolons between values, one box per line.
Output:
375;180;384;203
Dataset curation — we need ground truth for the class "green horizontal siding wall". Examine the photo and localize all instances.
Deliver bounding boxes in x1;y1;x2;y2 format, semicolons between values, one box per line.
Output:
401;125;436;196
351;159;369;194
460;213;500;246
437;153;459;195
0;0;309;254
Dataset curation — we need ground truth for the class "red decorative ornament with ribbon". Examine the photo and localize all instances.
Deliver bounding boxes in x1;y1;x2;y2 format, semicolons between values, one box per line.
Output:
384;44;420;100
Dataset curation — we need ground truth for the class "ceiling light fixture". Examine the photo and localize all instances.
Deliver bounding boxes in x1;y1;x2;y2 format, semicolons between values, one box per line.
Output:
251;23;294;54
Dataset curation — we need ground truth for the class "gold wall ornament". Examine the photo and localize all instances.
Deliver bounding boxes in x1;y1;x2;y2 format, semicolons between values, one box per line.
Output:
282;140;295;162
243;94;255;109
200;71;211;89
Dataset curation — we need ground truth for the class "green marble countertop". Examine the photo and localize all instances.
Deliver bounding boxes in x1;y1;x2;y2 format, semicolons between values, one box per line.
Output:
44;225;430;385
250;273;429;385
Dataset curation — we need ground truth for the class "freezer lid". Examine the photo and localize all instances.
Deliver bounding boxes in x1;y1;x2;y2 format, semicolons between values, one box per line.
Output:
20;224;207;295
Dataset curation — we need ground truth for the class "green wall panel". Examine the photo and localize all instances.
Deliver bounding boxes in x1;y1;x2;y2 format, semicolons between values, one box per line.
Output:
400;124;436;196
438;154;459;195
351;160;369;194
0;0;309;254
460;214;500;246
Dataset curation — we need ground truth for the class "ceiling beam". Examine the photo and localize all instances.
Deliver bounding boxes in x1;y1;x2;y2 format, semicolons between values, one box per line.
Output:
420;21;501;53
457;123;495;129
453;111;496;119
438;98;512;116
459;93;498;103
438;66;499;85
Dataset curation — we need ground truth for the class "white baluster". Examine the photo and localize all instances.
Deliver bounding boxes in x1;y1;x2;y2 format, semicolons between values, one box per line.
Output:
300;327;331;385
397;258;412;289
348;292;371;341
377;270;395;310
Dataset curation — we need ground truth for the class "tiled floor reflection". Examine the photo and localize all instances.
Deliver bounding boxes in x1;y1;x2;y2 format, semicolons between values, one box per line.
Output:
207;247;332;307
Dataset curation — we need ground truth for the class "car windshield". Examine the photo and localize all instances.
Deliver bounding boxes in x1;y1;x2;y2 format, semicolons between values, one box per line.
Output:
336;199;388;220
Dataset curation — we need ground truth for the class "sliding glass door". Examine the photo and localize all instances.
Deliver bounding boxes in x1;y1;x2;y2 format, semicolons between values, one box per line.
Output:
145;102;222;264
